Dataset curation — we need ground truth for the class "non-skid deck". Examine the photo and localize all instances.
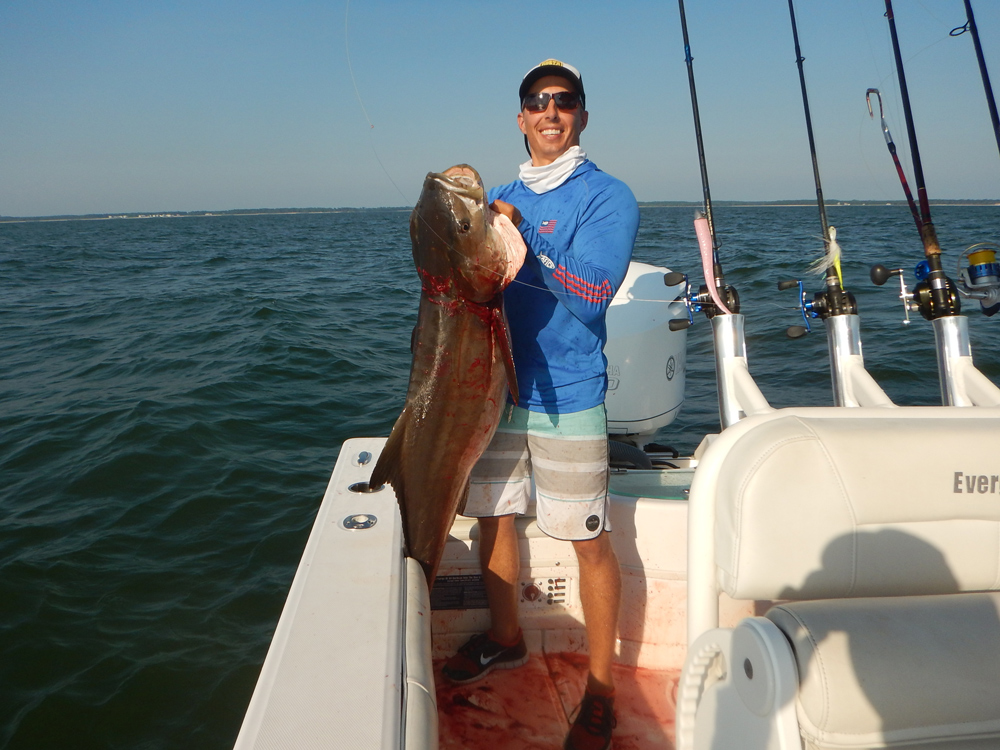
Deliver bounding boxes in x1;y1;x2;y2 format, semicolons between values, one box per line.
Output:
435;652;678;750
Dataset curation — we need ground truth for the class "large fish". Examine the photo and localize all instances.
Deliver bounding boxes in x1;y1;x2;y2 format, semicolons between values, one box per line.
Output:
370;165;525;586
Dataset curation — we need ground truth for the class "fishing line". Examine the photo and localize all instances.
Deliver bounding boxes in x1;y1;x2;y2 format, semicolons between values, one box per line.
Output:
787;0;844;291
344;0;412;207
862;23;916;209
342;5;674;307
342;6;677;308
343;3;511;288
872;12;952;182
885;1;935;235
913;0;947;28
881;0;957;320
676;0;736;316
850;0;910;192
854;11;890;196
853;0;951;202
951;0;1000;159
866;88;922;231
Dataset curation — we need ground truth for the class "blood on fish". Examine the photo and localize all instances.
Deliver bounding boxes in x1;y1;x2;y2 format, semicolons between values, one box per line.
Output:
369;164;524;585
418;268;454;297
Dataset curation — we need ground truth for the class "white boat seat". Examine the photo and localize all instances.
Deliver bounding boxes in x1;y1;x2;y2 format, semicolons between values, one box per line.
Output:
767;593;1000;750
680;407;1000;750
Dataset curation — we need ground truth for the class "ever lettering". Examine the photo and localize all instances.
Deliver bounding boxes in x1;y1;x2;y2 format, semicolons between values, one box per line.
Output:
953;472;1000;494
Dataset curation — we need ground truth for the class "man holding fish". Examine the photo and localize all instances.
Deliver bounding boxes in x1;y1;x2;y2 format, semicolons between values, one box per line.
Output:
442;59;639;750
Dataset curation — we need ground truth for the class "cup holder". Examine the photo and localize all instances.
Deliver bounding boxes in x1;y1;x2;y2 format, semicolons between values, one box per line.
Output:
348;481;384;493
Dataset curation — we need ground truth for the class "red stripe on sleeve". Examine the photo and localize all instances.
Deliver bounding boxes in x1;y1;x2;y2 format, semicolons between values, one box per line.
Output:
552;269;613;303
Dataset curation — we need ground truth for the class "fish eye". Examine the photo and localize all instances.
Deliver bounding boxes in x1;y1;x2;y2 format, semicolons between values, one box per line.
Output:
459;220;471;233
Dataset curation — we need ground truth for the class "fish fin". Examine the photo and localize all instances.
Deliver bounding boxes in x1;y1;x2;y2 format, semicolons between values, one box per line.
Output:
370;415;412;555
370;410;406;494
410;302;427;355
494;304;519;405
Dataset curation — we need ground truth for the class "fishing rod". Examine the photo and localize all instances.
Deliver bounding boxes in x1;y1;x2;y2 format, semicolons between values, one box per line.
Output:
866;89;921;232
672;0;737;324
868;0;1000;407
872;0;958;323
951;0;1000;160
779;0;856;338
672;0;773;429
774;0;896;409
871;91;1000;318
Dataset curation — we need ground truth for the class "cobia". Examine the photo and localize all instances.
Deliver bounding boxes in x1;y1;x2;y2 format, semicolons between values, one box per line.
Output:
370;164;525;586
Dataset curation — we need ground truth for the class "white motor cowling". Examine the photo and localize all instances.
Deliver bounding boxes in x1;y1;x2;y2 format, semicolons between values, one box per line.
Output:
604;262;688;444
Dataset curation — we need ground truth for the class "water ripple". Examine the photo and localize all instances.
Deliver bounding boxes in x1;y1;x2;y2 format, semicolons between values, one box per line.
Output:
0;206;997;747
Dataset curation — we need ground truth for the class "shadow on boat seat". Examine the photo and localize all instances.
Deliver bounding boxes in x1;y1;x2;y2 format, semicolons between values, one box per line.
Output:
678;406;1000;750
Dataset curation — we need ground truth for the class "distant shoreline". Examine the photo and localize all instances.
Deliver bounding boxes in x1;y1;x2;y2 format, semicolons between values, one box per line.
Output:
636;200;1000;208
0;208;410;225
2;200;998;224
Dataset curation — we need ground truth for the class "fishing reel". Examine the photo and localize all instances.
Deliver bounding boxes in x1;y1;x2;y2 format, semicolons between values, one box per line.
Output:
872;246;999;321
956;244;1000;317
776;279;857;338
664;272;739;331
869;262;959;323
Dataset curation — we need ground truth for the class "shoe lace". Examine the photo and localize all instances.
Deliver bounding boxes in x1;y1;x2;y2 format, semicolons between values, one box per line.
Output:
575;693;616;736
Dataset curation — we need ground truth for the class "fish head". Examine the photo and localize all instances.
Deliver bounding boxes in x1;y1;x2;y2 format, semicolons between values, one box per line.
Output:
410;165;510;304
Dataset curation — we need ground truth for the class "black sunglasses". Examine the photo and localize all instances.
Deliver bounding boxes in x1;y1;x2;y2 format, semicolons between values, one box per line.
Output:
521;91;581;113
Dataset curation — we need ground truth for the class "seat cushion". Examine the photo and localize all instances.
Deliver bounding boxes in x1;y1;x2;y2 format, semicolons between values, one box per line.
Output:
708;411;1000;600
767;593;1000;749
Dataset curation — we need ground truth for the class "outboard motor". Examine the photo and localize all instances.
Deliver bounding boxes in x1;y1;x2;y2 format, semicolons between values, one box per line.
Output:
604;262;688;449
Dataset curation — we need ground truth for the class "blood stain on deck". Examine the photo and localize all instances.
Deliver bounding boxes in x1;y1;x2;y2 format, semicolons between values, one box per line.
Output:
435;652;678;749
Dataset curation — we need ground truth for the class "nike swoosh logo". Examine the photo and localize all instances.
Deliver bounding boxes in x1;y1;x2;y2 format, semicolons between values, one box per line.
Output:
479;652;500;666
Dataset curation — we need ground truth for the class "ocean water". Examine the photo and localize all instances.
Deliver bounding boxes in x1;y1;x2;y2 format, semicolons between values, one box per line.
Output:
1;205;998;748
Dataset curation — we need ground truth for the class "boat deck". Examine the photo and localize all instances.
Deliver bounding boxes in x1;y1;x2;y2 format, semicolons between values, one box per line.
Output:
435;651;678;750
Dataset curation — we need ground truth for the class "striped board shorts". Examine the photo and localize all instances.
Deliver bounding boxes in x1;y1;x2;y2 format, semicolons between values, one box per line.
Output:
462;404;610;541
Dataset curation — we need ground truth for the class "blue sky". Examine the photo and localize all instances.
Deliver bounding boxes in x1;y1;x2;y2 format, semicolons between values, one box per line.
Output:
1;0;998;216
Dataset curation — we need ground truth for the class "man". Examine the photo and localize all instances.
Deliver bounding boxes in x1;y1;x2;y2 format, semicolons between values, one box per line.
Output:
441;60;639;750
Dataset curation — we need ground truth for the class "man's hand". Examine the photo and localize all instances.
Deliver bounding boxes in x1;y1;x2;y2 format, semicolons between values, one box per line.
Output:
490;199;522;228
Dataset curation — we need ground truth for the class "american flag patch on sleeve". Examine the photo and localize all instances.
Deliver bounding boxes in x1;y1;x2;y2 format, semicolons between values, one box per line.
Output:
538;220;557;234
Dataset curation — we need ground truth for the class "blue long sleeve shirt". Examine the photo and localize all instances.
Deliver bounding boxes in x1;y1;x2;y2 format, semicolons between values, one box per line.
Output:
488;160;639;413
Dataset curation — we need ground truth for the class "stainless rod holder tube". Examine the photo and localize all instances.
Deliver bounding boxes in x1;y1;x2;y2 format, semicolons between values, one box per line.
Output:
712;314;771;429
933;316;974;406
825;315;894;408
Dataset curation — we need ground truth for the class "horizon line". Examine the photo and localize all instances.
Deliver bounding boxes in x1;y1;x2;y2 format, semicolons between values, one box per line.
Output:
3;199;1000;223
